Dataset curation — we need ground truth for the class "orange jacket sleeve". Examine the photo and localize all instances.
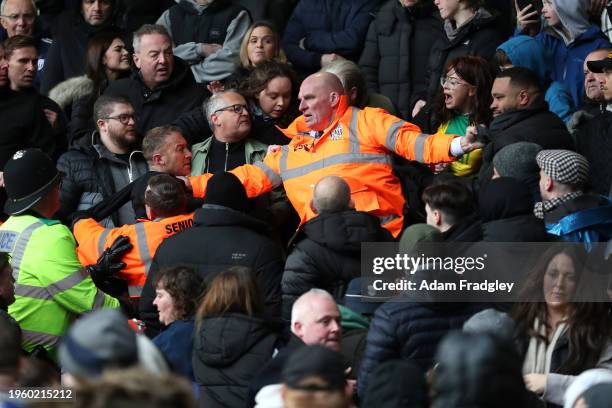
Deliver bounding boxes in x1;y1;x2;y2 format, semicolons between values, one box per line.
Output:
189;151;283;198
73;218;134;267
363;108;457;163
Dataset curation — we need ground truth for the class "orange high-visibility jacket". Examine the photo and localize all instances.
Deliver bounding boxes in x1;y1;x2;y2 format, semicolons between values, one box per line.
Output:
73;213;195;297
190;98;457;237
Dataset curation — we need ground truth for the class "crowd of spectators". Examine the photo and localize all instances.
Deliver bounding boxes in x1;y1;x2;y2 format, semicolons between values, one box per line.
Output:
1;0;612;407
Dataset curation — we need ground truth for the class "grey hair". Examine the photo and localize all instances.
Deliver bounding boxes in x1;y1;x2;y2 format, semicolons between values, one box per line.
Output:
203;90;242;129
290;289;335;329
0;0;38;17
132;24;171;54
320;59;367;107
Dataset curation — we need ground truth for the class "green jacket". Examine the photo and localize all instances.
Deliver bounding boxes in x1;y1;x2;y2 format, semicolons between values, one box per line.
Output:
190;136;267;176
1;214;119;357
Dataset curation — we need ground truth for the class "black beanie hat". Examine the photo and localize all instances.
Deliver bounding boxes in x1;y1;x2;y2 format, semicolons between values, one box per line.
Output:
203;172;248;213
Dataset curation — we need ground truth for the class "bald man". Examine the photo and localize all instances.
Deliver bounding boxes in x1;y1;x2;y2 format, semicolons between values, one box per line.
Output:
282;176;393;319
190;72;482;237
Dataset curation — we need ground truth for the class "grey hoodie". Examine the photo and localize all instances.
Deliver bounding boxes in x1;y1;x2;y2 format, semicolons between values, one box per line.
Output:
157;0;251;83
550;0;591;45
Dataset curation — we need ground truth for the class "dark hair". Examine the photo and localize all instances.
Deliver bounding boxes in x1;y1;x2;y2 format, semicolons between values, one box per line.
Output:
0;311;21;375
85;31;128;97
496;66;543;94
3;35;37;58
0;252;10;274
422;181;474;225
153;266;204;320
493;48;512;70
92;94;132;124
242;60;296;100
196;266;263;319
433;55;494;127
142;125;184;162
511;246;612;374
144;174;187;217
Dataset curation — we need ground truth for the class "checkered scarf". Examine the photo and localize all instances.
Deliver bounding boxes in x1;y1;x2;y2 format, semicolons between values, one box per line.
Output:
533;191;584;219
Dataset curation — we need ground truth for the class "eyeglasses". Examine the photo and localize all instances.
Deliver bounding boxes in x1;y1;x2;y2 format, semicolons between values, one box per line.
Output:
1;13;36;23
103;114;137;125
440;76;471;89
214;104;248;115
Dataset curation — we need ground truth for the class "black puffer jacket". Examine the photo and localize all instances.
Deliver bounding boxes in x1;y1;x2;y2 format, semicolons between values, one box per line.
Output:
193;313;279;408
423;8;503;103
103;58;208;144
141;204;284;336
574;110;612;196
55;132;148;226
479;177;547;242
478;102;575;183
357;301;486;397
281;211;393;320
359;0;443;119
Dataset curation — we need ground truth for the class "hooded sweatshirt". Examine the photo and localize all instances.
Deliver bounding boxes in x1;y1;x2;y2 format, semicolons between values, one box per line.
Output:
157;0;251;83
524;0;612;108
498;36;575;122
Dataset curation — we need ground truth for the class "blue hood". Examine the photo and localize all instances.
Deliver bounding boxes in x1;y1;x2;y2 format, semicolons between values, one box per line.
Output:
498;35;552;85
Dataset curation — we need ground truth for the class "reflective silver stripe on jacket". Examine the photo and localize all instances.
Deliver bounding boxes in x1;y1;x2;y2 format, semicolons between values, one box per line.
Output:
385;119;407;152
348;108;361;153
97;228;113;256
413;133;431;163
279;153;393;182
11;222;44;281
14;267;89;300
254;161;282;188
135;222;152;273
22;329;61;349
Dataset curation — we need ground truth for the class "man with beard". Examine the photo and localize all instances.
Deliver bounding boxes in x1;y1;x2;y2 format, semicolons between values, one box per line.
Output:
477;67;574;184
56;94;148;226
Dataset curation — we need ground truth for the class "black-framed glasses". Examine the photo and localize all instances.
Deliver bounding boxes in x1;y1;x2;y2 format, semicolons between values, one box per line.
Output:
214;104;248;115
103;114;137;125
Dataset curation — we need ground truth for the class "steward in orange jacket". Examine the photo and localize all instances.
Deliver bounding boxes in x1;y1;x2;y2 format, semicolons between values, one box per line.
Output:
190;73;483;237
74;174;194;298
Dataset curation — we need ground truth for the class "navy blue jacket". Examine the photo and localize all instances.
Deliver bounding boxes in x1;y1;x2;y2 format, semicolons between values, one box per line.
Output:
357;301;486;397
282;0;376;73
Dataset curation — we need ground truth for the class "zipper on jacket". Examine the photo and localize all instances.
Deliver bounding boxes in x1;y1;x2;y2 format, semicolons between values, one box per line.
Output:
224;142;229;172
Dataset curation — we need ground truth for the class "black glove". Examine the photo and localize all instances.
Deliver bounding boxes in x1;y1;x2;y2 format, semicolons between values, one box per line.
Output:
88;235;132;297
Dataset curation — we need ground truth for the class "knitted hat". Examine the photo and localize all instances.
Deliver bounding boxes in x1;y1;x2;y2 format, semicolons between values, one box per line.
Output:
492;142;542;180
536;149;590;185
59;309;138;379
202;172;248;212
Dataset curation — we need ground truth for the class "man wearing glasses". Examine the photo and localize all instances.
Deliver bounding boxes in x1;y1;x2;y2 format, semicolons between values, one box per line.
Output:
0;0;52;89
56;94;148;227
189;72;483;238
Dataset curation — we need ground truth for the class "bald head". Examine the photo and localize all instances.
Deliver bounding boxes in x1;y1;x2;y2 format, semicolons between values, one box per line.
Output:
290;289;342;351
311;176;352;214
298;73;345;131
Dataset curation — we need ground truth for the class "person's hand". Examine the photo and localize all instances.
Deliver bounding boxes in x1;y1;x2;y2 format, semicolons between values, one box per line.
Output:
207;80;225;94
433;163;449;173
524;373;546;394
515;0;539;32
321;53;343;66
200;43;222;57
43;108;58;129
0;171;4;188
412;100;426;119
461;126;484;153
266;144;282;155
590;0;607;18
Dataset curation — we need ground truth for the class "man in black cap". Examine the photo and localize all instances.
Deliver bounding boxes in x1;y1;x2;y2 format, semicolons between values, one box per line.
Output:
0;148;131;357
139;172;283;337
572;52;612;196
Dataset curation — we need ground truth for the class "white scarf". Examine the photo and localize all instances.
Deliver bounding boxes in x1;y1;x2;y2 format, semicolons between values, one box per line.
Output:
523;317;568;374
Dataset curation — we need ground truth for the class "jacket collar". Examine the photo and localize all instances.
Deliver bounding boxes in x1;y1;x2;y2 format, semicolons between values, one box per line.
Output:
281;95;351;141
